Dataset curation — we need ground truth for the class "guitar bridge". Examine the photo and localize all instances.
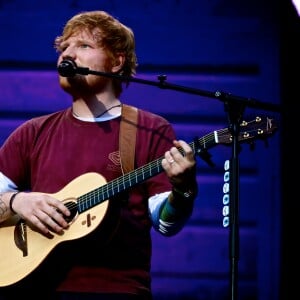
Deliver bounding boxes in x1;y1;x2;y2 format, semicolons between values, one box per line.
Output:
14;219;28;257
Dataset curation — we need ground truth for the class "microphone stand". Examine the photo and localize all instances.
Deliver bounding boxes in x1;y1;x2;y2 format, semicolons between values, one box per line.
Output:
64;66;281;300
71;66;280;112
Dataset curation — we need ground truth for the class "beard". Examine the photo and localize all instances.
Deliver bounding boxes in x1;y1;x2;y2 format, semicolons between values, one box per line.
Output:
59;73;111;97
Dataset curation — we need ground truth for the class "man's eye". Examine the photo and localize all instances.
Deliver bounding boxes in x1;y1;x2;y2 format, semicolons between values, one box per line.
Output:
80;44;90;49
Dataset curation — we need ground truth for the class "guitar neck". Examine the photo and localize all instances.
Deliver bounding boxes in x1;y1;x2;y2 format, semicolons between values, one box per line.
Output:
76;131;218;214
75;115;277;214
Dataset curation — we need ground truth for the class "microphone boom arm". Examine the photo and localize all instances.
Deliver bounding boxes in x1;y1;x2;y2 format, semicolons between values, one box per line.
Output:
58;59;282;113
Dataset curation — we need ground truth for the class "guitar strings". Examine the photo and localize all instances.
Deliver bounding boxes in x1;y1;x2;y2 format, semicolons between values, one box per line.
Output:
58;121;264;212
67;128;231;212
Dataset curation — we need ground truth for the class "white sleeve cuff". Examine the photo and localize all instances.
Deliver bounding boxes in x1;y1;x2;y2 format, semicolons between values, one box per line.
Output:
0;172;18;192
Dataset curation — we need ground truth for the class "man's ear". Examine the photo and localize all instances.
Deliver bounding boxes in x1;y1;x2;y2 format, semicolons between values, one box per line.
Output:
111;53;125;73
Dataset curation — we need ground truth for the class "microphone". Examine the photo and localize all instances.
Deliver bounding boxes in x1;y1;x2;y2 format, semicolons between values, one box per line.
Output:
57;59;89;77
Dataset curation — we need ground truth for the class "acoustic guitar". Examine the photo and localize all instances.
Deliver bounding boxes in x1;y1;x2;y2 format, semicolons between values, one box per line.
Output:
0;116;277;287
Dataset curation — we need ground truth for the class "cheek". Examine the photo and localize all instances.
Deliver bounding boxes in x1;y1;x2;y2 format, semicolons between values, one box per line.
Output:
92;53;113;72
88;60;105;72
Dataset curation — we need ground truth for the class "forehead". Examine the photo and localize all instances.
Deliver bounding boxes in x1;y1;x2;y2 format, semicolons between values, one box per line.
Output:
63;28;101;42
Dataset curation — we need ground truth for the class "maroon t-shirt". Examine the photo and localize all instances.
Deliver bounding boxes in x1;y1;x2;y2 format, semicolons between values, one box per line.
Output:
0;107;175;295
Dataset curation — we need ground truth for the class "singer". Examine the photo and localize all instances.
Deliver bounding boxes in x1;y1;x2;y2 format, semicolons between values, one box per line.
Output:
0;10;198;300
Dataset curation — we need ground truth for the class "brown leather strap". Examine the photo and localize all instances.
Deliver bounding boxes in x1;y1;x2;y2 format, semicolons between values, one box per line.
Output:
119;104;138;174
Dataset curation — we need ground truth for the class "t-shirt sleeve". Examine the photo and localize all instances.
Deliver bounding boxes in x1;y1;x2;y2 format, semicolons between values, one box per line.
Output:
0;120;34;190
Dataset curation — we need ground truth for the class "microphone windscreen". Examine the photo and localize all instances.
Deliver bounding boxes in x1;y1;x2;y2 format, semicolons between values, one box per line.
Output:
57;60;77;77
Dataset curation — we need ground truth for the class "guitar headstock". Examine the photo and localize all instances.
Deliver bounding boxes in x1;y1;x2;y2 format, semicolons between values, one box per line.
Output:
217;116;278;145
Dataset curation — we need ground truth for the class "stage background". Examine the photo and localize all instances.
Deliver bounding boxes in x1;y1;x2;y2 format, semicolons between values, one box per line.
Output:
0;1;293;299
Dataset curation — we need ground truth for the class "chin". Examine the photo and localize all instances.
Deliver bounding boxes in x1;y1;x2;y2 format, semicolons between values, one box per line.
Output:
58;76;75;91
59;76;89;95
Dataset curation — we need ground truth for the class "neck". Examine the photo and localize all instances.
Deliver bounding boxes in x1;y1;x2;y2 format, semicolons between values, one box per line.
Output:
72;97;122;118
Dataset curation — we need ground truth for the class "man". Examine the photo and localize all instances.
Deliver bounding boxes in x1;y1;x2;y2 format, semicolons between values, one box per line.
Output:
0;10;198;300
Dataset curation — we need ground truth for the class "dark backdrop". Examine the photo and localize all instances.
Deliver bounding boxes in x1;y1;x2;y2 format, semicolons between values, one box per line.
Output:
0;1;285;299
280;0;299;299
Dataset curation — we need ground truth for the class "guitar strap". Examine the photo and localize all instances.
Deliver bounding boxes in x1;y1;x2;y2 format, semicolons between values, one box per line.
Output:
119;104;138;174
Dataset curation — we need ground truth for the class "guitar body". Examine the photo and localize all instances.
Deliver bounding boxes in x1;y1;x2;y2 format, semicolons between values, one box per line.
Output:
0;172;109;287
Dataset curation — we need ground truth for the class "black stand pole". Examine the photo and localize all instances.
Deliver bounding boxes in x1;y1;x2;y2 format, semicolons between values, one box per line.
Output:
225;101;245;300
58;60;282;300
